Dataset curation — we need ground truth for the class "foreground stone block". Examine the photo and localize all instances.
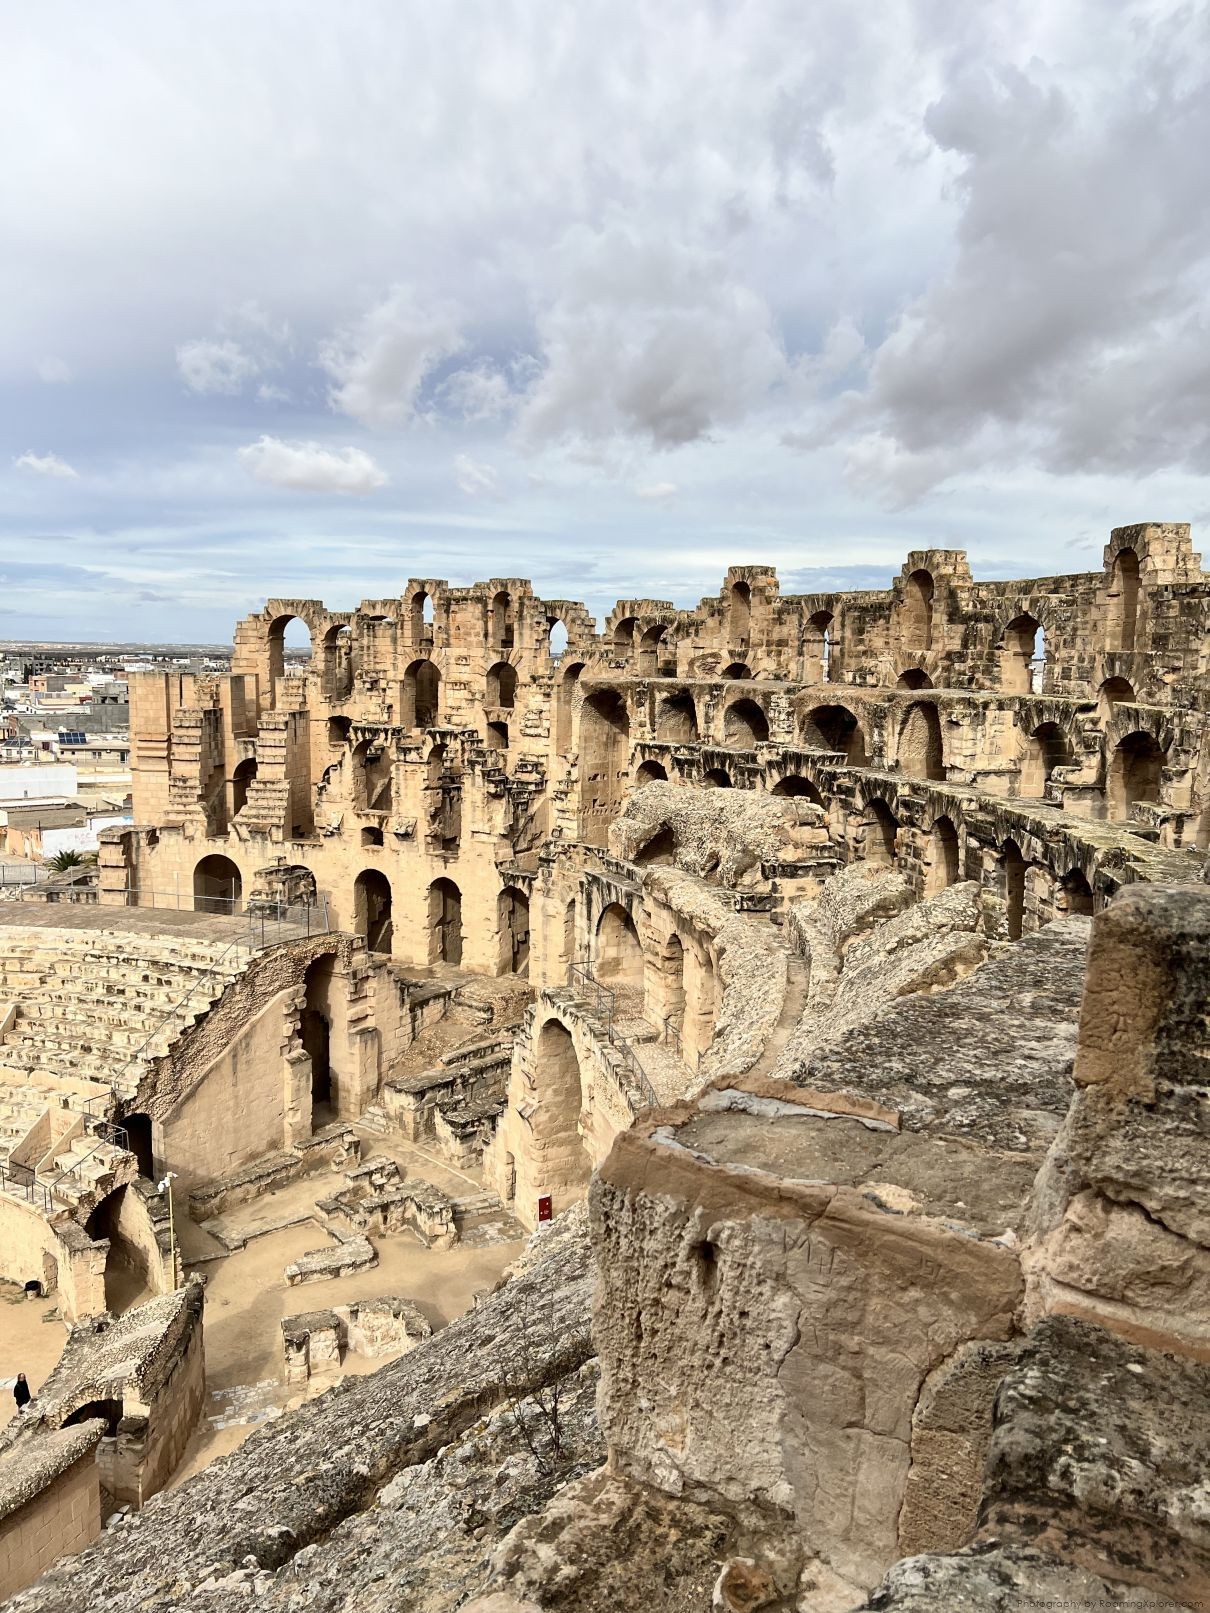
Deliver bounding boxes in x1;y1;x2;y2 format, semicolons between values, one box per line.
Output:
283;1236;377;1286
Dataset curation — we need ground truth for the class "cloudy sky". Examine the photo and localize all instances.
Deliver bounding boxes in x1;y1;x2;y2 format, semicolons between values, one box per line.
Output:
2;0;1208;643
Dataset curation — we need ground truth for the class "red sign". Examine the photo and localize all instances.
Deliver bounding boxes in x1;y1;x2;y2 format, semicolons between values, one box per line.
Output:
537;1194;553;1223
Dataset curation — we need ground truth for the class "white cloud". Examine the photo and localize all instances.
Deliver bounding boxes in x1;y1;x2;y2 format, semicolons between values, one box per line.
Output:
454;453;501;498
36;356;71;384
14;450;78;479
177;337;259;395
636;482;678;501
236;436;387;495
439;361;516;422
256;382;291;404
516;226;788;450
320;286;464;430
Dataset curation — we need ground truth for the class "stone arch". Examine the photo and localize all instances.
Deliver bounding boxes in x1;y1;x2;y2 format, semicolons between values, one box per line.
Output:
579;689;630;846
532;1018;592;1195
85;1186;152;1315
556;661;584;752
724;697;769;747
806;610;833;683
323;623;354;699
498;887;531;977
267;612;315;685
1098;676;1135;710
654;931;686;1035
491;590;515;651
404;659;440;729
635;825;677;864
896;668;933;690
925;815;960;896
1058;868;1094;916
636;760;668;785
613;616;638;654
354;869;393;954
862;798;898;866
122;1113;154;1179
1020;722;1072;798
410;589;435;646
638;622;672;676
193;854;241;915
730;580;751;646
656;691;698;743
898;702;945;781
231;757;257;818
1001;838;1026;941
428;877;463;965
487;662;517;709
900;570;934;652
1106;547;1140;651
595;902;642;988
1108;730;1165;820
999;613;1041;695
801;703;868;765
352;738;393;814
722;662;752;680
771;774;824;805
704;767;733;788
548;618;569;659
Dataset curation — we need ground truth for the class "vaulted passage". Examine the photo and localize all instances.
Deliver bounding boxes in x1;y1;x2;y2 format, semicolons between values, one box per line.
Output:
656;692;698;743
596;902;642;989
801;704;867;765
926;815;960;895
898;702;945;781
724;698;769;747
531;1018;592;1199
498;886;530;977
355;869;393;954
302;954;335;1125
194;855;241;915
1109;731;1164;820
429;877;463;965
579;690;630;846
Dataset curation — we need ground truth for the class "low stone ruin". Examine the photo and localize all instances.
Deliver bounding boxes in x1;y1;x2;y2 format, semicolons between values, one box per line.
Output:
281;1296;432;1385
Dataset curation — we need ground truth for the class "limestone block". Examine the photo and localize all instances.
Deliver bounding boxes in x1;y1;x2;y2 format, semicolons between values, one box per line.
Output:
340;1296;432;1359
284;1237;377;1286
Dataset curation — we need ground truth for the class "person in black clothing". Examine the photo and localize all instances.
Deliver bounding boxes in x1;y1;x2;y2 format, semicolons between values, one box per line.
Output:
12;1373;31;1412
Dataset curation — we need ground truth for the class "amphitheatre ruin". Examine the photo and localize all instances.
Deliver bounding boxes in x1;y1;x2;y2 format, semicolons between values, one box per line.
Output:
0;518;1208;1611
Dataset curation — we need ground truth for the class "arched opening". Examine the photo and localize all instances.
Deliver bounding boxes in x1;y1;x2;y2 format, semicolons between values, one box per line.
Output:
801;704;868;765
62;1399;124;1436
193;855;241;915
684;942;718;1063
352;739;393;814
556;661;583;752
900;570;934;652
498;887;530;977
302;955;335;1125
655;692;698;743
807;610;833;683
595;902;642;989
1000;614;1040;695
1020;722;1072;798
487;720;509;751
635;825;677;865
533;1019;592;1197
657;932;686;1037
896;668;933;690
548;619;569;660
231;757;257;818
86;1187;152;1314
122;1113;154;1179
487;662;517;708
638;623;669;676
730;580;751;646
863;799;898;866
323;624;353;699
411;590;435;646
772;774;824;805
404;660;440;729
428;877;463;965
1058;868;1094;916
925;816;960;896
1107;548;1140;651
328;715;352;749
724;698;769;747
268;614;313;686
1001;839;1026;941
579;690;630;846
898;703;945;781
636;760;668;785
1098;677;1135;710
362;826;384;848
1108;731;1165;820
704;767;732;788
492;590;514;651
354;869;393;954
722;663;752;680
613;616;637;655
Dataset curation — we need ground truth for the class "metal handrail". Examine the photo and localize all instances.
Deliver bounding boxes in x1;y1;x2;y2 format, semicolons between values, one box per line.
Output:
106;936;247;1099
0;1156;52;1213
44;1132;120;1202
563;960;659;1109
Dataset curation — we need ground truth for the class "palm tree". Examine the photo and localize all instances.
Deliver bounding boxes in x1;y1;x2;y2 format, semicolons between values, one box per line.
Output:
44;850;96;873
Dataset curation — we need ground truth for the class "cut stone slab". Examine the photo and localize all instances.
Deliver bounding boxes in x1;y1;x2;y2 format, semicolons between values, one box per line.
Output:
284;1237;377;1286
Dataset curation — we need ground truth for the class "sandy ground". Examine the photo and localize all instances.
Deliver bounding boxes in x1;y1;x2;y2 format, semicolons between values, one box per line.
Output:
0;1282;71;1435
167;1130;525;1486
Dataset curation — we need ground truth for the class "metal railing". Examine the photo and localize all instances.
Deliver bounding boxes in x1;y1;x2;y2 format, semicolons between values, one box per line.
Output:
0;1156;51;1212
49;886;331;947
0;863;46;888
563;960;660;1110
106;936;248;1097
